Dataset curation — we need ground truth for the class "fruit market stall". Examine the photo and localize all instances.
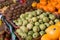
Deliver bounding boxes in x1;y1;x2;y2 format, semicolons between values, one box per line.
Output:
0;0;60;40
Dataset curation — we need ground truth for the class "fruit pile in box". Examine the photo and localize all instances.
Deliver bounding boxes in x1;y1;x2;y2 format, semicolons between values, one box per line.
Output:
0;0;60;40
13;9;60;40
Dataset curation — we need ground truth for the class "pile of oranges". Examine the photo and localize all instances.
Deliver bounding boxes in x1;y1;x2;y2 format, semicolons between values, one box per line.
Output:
32;0;60;14
41;22;60;40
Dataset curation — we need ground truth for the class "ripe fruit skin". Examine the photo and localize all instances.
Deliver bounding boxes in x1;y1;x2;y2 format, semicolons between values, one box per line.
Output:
41;34;51;40
43;6;48;12
39;31;45;36
47;6;55;12
39;24;46;31
32;2;37;8
33;32;39;38
33;26;40;32
55;22;60;27
27;23;33;30
40;0;47;5
45;25;60;40
52;39;58;40
37;3;44;9
59;37;60;40
58;9;60;14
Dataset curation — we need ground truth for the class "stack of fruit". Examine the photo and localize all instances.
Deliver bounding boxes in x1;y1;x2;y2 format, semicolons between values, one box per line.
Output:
41;22;60;40
32;0;60;15
13;9;60;40
4;3;36;20
1;0;60;40
0;0;13;9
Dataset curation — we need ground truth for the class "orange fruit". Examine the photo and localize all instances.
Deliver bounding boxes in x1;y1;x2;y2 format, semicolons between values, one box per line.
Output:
47;6;55;12
55;22;60;27
52;39;58;40
45;25;60;40
40;2;47;5
37;3;40;9
51;39;57;40
58;9;60;14
41;34;51;40
59;37;60;40
57;0;60;4
40;0;46;2
40;0;47;5
51;2;57;7
43;6;49;12
47;3;55;12
37;3;44;9
32;2;37;8
47;3;52;6
56;4;60;9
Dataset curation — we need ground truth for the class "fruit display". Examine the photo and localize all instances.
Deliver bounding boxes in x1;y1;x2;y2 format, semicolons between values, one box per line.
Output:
41;34;51;40
32;0;60;15
4;3;36;20
0;0;60;40
0;0;13;9
41;22;60;40
13;9;60;40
